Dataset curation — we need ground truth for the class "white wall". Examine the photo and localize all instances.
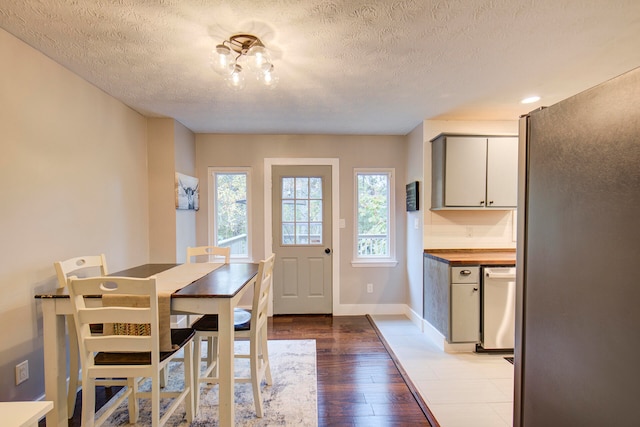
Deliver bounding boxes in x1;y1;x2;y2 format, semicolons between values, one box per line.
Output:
423;120;519;249
0;28;149;400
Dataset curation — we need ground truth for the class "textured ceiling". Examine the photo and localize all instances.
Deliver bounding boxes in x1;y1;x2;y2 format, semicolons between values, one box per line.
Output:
1;0;639;135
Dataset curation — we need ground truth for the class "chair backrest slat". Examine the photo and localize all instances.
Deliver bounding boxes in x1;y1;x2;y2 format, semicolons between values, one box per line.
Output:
186;246;230;264
79;307;149;325
84;335;153;353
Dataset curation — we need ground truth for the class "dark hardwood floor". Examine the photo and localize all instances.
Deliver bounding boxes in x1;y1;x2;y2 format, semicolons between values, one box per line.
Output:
52;315;432;426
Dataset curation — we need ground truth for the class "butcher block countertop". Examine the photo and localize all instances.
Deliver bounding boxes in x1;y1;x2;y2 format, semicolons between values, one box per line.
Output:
424;249;516;266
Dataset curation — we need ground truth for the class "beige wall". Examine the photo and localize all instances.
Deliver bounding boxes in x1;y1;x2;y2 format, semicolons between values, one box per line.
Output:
0;29;149;400
423;120;519;249
174;121;197;263
195;134;409;311
147;119;197;263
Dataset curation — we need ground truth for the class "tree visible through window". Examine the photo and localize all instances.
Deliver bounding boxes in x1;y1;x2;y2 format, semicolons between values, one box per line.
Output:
214;171;248;257
356;171;392;257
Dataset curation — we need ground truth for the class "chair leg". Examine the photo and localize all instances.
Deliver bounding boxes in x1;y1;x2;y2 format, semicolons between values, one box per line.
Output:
184;340;194;423
260;328;272;385
66;316;81;418
81;376;96;427
249;337;264;418
193;334;202;412
152;371;160;427
127;377;139;423
160;366;168;388
210;336;219;378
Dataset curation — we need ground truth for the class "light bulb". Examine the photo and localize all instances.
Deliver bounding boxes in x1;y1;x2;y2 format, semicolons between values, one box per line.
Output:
226;64;246;90
246;45;271;71
259;64;279;88
211;44;233;75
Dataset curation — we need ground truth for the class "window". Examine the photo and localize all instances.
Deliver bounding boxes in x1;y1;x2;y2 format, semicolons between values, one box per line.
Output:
281;176;324;245
353;168;396;266
209;168;251;258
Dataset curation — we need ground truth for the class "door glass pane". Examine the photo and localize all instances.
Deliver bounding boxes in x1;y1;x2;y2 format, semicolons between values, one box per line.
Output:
310;177;322;198
281;175;323;246
310;200;322;221
282;178;295;199
310;223;322;244
282;223;295;244
282;200;295;222
295;200;309;221
296;177;309;198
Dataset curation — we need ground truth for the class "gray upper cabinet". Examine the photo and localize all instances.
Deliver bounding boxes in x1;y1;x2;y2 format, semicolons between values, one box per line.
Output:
431;134;518;209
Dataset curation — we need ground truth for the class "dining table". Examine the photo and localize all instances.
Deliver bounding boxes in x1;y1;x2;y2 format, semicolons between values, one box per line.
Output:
35;262;259;427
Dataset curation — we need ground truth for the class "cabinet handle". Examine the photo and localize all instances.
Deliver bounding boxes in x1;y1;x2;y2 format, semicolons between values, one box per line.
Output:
489;200;494;205
480;200;485;205
461;270;472;275
473;288;479;292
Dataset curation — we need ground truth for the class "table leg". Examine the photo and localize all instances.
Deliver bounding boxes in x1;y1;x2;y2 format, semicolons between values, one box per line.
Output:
42;300;69;426
217;300;234;427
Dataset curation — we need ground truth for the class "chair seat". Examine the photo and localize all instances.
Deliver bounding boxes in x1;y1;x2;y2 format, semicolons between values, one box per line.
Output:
192;308;252;332
95;328;195;365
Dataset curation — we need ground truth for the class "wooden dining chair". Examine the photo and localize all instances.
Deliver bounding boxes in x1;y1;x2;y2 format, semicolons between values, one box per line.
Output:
54;254;125;417
186;245;231;264
67;275;195;427
185;245;231;347
191;253;275;417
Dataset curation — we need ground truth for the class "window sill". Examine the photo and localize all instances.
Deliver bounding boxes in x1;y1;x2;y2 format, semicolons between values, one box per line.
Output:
351;259;398;268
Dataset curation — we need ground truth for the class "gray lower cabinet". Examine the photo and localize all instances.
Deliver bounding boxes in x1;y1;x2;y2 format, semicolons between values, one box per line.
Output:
450;267;480;342
423;255;480;343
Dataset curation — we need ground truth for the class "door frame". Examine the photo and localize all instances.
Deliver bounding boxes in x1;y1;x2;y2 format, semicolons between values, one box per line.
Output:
264;158;340;314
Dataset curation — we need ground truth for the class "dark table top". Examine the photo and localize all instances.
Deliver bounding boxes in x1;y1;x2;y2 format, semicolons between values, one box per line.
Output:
35;263;259;299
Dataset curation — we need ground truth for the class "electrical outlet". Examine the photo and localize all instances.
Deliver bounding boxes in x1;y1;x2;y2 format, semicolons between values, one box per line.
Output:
366;283;373;293
15;360;29;385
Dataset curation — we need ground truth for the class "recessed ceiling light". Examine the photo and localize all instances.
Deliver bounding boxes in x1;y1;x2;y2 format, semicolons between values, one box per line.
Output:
521;96;541;104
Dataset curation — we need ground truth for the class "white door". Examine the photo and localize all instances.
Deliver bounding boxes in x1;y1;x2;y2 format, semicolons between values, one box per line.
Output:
272;165;332;314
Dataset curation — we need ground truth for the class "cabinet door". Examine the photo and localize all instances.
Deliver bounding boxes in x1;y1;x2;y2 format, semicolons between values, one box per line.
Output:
445;137;487;206
486;137;518;207
451;283;480;342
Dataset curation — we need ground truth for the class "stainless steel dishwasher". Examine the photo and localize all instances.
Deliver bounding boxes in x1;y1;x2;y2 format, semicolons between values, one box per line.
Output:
482;267;516;350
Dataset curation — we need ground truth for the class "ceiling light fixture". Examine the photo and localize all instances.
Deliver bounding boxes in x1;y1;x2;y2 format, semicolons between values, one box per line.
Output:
211;34;278;90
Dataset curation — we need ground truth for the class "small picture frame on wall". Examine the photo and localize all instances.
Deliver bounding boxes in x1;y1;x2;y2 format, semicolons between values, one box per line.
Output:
406;181;419;211
175;173;199;210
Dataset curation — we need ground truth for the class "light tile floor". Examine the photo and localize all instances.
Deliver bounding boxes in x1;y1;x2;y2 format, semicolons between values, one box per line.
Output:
371;315;514;427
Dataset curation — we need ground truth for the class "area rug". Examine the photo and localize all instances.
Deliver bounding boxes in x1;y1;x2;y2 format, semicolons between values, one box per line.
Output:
99;339;317;426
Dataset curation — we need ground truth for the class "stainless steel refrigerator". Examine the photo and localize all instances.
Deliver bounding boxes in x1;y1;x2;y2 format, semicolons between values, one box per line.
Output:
515;67;640;427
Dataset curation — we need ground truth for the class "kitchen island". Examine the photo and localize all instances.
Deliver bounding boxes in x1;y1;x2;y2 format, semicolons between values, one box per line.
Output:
423;249;516;351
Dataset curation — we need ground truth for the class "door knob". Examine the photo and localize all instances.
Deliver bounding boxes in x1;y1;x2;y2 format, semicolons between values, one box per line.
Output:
324;248;331;254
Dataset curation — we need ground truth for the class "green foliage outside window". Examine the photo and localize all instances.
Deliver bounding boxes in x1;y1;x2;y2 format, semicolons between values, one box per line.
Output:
215;173;247;255
357;173;389;256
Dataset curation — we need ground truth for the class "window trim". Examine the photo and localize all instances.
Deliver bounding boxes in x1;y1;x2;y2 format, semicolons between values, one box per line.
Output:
352;168;397;267
208;167;252;261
